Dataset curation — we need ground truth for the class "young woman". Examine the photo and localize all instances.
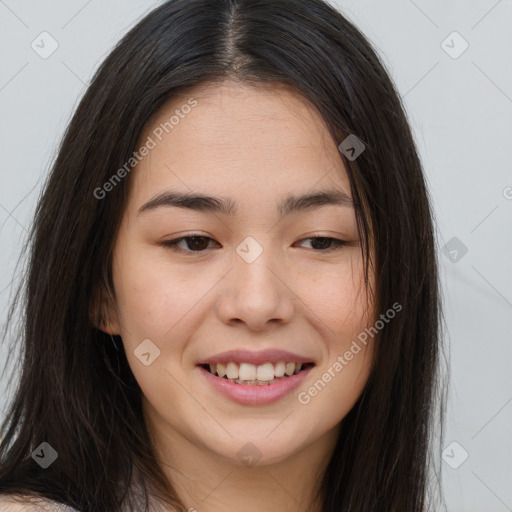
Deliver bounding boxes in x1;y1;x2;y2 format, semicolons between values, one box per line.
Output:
0;0;445;510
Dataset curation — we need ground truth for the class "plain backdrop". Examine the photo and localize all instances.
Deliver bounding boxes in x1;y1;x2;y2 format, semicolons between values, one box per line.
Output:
0;1;511;511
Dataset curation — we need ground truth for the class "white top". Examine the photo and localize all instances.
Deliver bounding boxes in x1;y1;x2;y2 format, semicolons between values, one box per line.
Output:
0;492;175;511
0;494;78;511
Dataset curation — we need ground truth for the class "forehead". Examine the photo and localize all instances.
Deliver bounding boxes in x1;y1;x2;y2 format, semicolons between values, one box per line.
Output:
130;81;351;207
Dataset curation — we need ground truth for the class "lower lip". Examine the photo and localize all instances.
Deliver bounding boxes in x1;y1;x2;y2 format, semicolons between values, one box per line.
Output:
198;365;314;406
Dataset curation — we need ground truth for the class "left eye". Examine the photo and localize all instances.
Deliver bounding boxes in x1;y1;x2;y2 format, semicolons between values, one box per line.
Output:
297;237;347;251
160;235;347;253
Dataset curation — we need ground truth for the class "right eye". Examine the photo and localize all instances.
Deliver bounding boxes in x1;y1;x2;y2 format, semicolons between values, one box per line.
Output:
160;235;221;254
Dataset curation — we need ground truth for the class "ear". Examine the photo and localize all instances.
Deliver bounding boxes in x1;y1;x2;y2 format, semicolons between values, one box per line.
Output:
89;282;121;335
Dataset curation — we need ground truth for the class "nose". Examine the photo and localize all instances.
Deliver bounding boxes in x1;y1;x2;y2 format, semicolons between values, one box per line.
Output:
215;245;295;332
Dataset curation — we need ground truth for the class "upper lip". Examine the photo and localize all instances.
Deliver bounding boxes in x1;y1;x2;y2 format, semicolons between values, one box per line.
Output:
197;349;315;366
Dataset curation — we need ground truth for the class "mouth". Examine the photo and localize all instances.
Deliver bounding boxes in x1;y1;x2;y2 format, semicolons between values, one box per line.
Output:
198;361;316;386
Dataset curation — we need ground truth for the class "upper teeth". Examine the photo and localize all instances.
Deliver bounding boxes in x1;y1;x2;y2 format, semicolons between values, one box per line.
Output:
208;362;303;381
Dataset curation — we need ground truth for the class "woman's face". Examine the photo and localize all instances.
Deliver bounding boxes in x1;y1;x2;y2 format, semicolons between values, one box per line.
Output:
105;81;375;467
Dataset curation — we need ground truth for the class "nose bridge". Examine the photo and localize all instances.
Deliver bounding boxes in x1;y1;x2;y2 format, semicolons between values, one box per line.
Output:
234;234;282;301
216;235;295;329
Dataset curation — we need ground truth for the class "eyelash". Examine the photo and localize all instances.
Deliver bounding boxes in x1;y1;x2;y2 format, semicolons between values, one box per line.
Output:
160;234;348;254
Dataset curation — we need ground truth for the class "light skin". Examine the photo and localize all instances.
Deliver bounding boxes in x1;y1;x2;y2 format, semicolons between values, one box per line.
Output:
99;80;376;512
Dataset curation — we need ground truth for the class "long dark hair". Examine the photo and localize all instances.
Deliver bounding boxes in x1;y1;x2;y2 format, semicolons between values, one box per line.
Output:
0;0;446;510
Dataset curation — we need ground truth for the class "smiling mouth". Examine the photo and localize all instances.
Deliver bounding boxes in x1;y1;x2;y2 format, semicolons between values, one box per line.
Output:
199;361;315;386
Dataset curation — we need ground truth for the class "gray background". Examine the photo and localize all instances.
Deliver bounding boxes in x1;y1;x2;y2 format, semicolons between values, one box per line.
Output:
0;1;511;510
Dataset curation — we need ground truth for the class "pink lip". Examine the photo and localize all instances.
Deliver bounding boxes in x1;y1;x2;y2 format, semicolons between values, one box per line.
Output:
198;364;314;406
196;349;314;366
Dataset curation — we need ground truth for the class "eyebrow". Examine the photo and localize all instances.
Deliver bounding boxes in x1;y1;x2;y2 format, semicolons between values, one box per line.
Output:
138;187;355;218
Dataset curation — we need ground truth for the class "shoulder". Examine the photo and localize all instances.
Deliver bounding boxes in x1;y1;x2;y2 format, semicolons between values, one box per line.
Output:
0;494;78;511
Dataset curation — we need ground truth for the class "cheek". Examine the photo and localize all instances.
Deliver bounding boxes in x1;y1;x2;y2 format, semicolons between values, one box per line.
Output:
299;270;374;420
111;245;219;349
305;252;372;332
111;245;175;338
305;254;375;387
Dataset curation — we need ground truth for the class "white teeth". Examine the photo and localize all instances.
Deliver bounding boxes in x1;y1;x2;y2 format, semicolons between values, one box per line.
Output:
274;361;286;377
236;379;256;385
285;363;296;376
256;363;275;381
206;360;308;382
217;362;226;378
225;362;239;379
239;363;257;381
